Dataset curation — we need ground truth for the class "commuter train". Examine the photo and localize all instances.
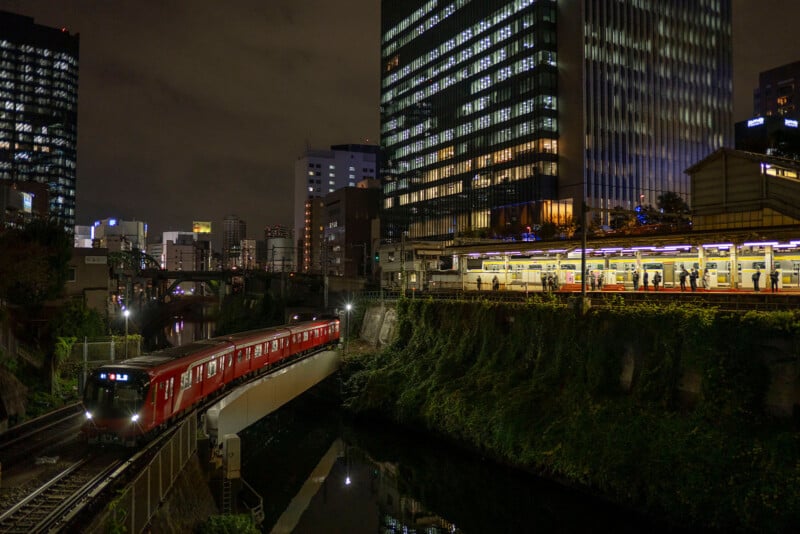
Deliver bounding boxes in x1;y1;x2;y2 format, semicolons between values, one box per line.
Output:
81;318;340;446
417;246;800;292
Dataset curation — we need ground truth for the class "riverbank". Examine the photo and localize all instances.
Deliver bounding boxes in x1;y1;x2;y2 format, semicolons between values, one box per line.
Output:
340;299;800;532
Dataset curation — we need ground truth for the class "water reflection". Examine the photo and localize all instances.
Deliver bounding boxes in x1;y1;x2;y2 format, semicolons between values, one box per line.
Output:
164;319;214;346
241;399;676;534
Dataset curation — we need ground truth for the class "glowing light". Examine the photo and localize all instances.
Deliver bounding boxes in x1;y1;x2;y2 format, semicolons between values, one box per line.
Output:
785;119;799;128
131;414;140;422
85;411;93;420
747;117;764;127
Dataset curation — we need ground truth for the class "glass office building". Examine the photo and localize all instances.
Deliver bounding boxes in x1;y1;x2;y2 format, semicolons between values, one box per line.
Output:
0;11;79;231
380;0;732;240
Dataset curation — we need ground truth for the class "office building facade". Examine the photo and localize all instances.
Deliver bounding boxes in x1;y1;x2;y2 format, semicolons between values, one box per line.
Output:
294;144;381;271
753;60;800;119
222;214;246;269
0;11;79;231
380;0;732;240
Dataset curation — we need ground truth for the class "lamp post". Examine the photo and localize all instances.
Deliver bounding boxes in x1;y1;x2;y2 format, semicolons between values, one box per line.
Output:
344;303;352;355
123;309;130;358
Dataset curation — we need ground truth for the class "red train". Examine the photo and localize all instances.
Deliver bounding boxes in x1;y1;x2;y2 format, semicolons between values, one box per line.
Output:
81;318;340;446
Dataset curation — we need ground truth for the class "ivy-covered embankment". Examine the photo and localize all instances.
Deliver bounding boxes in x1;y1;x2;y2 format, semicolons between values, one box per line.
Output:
342;298;800;532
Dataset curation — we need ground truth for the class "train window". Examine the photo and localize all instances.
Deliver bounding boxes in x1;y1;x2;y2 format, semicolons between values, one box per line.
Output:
255;345;262;357
529;264;542;270
643;263;662;270
706;262;717;269
228;354;232;366
207;361;217;378
272;340;278;352
163;381;168;401
181;371;191;389
304;331;309;341
753;262;766;270
562;264;576;270
169;378;174;399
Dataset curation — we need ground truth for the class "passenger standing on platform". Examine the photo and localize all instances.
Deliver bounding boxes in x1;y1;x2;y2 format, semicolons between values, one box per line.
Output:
689;268;698;292
632;270;640;291
541;271;547;292
590;271;596;291
770;268;779;292
653;272;662;291
679;267;688;291
492;275;499;290
597;272;603;290
643;271;649;291
752;269;761;292
702;268;710;290
476;276;482;291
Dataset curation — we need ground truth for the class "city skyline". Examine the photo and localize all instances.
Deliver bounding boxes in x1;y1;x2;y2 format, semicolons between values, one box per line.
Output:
0;0;797;239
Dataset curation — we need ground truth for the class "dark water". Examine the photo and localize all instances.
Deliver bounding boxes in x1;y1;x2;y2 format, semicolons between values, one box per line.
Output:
239;383;681;534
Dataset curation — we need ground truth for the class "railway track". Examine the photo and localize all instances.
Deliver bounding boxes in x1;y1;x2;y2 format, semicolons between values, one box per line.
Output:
0;452;125;533
0;404;84;468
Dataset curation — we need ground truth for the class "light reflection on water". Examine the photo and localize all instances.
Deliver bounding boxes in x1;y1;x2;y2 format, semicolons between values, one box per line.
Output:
164;319;214;346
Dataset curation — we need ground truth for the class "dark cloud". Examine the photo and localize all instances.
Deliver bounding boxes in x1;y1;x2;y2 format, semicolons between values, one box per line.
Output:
0;0;793;241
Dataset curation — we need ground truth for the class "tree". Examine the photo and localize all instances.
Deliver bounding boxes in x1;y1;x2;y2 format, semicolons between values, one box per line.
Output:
656;191;691;229
0;220;72;308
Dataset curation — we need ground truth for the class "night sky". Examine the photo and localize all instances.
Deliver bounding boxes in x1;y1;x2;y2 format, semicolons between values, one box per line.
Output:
0;0;796;241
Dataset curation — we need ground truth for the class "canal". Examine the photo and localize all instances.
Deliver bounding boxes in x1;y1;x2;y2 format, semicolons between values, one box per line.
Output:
239;384;680;534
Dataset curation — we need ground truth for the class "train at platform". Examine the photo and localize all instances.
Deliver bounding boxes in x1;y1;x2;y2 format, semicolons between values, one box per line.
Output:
411;242;800;292
81;317;340;446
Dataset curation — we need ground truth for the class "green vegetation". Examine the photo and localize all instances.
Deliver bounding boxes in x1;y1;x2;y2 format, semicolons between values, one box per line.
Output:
342;299;800;532
199;514;259;534
0;219;71;309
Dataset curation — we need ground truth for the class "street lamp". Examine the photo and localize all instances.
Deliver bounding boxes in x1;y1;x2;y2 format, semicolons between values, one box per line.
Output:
344;303;352;354
123;309;130;358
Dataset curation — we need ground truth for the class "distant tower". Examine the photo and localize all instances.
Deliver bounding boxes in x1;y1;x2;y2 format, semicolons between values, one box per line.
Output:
0;11;80;232
222;215;246;269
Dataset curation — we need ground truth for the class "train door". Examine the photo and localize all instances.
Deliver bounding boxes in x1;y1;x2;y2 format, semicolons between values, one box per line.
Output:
662;261;675;287
709;261;730;287
785;260;800;288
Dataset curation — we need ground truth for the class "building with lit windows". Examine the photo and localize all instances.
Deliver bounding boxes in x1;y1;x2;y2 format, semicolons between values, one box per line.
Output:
293;144;381;271
0;11;79;232
380;0;733;240
222;215;246;269
91;218;147;251
753;60;800;119
736;61;800;161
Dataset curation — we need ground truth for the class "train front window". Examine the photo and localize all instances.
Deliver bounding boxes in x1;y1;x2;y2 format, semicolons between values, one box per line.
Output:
84;373;147;416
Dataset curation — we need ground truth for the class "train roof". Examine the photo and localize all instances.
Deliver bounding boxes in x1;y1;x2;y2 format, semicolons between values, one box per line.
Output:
100;338;232;371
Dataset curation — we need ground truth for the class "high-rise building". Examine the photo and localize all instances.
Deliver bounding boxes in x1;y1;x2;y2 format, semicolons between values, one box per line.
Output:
753;60;800;119
293;144;381;270
0;11;79;232
91;217;147;251
222;215;246;269
380;0;732;240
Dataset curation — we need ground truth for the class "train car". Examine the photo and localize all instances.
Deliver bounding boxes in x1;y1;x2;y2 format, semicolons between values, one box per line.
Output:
82;318;340;446
82;338;234;446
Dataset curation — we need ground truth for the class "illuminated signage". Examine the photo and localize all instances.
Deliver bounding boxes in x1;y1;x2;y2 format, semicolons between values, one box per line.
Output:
109;218;117;226
785;119;799;128
21;192;32;213
747;117;765;127
193;221;212;233
99;372;129;381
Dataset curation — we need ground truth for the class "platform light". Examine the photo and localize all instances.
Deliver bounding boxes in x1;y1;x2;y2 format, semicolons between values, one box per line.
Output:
85;411;93;420
743;241;779;247
131;413;140;422
701;243;733;248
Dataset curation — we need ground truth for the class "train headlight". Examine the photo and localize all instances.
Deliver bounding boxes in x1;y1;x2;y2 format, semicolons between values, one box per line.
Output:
131;413;140;422
84;411;93;420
